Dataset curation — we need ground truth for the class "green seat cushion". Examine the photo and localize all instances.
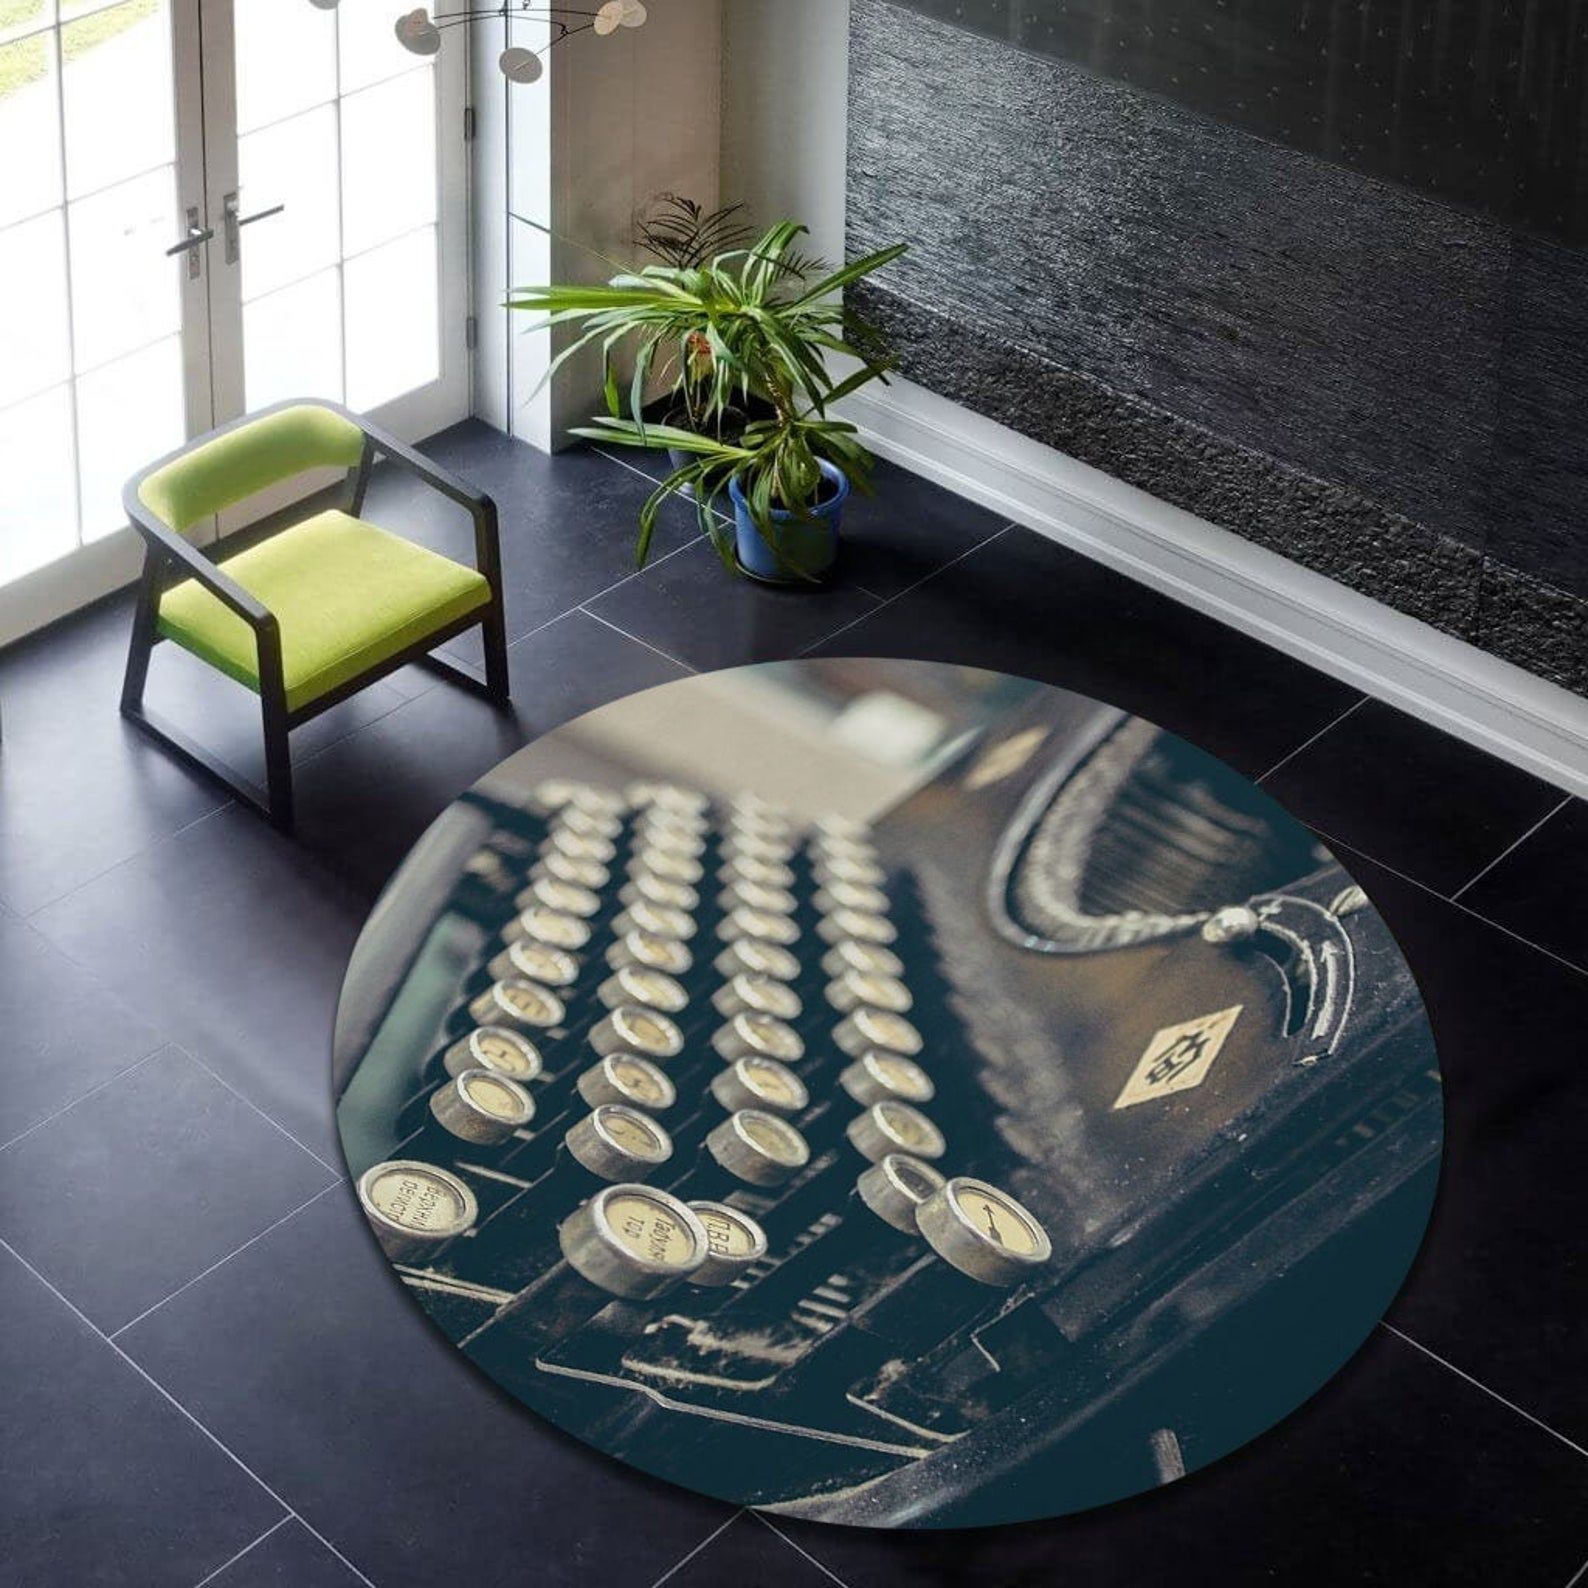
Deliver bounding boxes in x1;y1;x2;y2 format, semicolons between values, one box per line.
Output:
158;510;491;713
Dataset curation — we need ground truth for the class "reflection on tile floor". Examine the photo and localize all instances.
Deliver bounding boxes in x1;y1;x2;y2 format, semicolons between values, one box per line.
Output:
0;421;1583;1585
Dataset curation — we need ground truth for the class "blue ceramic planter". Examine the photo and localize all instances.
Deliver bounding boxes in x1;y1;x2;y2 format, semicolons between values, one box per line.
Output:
729;460;850;584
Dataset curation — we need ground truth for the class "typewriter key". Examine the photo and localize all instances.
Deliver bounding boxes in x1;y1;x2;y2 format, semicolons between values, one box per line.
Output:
533;779;625;817
632;822;708;859
625;781;710;815
612;900;696;942
721;831;798;866
839;1052;936;1109
468;978;567;1033
630;846;706;886
430;1069;536;1146
710;1056;810;1117
819;938;905;982
813;852;887;889
718;852;798;891
846;1101;947;1163
597;966;689;1016
517;875;603;920
607;929;694;977
485;940;581;991
358;1160;478;1262
702;1109;812;1188
813;812;872;843
713;937;801;983
712;1011;805;1066
618;871;700;914
915;1178;1052;1286
542;825;617;866
833;1008;924;1060
717;906;800;948
688;1201;770;1286
565;1105;675;1181
826;970;913;1016
501;905;592;953
589;1004;686;1062
718;877;799;917
813;881;891;918
816;909;897;948
441;1026;544;1084
713;973;803;1023
577;1054;679;1113
533;850;610;892
552;804;624;841
810;833;878;867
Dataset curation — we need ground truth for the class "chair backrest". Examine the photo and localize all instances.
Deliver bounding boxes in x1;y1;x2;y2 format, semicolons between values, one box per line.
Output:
136;404;366;533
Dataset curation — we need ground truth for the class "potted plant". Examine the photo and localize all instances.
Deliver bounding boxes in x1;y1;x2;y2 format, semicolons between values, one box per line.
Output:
508;219;906;583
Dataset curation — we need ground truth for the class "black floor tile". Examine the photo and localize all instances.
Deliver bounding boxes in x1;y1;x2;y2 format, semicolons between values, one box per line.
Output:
205;1519;367;1586
1457;797;1586;971
586;538;882;672
290;609;689;900
0;908;164;1148
0;598;228;915
772;1331;1588;1586
0;1046;335;1333
1262;699;1566;897
806;526;1363;780
1324;844;1588;1452
363;422;705;663
30;807;369;1166
0;1241;284;1585
119;1190;732;1588
658;1513;834;1587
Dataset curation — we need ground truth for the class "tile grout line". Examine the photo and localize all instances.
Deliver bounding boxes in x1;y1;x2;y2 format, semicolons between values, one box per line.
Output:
1563;1554;1588;1588
0;1235;380;1588
1380;1323;1588;1464
110;1180;346;1341
797;521;1017;658
1254;695;1368;784
182;1048;345;1178
0;1041;169;1158
578;606;699;675
1450;795;1572;902
592;446;735;525
191;1514;293;1588
753;1514;856;1587
643;1509;744;1588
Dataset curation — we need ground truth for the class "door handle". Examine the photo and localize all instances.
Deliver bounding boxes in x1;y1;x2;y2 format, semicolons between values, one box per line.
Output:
223;191;287;264
165;207;214;278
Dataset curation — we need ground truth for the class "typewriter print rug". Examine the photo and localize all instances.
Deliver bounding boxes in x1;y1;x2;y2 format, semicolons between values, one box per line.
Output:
332;659;1442;1528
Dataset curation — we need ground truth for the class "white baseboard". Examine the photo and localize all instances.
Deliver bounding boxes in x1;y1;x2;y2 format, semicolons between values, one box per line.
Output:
841;378;1588;801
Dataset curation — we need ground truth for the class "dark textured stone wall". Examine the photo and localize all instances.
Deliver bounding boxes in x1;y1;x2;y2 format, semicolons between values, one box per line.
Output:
847;0;1588;695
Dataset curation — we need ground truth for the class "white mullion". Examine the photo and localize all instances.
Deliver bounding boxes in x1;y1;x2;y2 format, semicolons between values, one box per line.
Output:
333;10;349;405
49;16;84;549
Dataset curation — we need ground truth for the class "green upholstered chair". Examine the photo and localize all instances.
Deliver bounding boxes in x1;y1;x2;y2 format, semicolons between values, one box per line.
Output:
121;399;510;831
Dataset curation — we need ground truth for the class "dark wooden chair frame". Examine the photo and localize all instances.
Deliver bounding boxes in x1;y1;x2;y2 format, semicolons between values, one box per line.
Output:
120;399;511;834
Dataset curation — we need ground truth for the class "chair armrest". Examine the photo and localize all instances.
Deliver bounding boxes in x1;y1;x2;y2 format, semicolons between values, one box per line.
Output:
122;491;277;631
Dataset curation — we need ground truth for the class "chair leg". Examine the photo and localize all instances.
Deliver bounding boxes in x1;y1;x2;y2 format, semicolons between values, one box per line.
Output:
262;691;295;834
120;562;161;718
481;599;511;706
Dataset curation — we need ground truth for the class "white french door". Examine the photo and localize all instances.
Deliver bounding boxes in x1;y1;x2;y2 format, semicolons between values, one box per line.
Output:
0;0;471;642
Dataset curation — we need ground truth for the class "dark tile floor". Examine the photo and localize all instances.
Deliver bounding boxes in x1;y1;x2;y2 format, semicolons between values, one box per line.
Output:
0;420;1583;1586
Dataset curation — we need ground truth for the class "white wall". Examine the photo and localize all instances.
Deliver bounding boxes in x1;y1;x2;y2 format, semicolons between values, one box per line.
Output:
720;0;850;263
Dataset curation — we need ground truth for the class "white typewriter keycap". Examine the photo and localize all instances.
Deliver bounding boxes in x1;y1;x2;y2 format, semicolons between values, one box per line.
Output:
541;825;617;866
553;804;624;841
469;978;567;1032
717;906;800;947
721;830;798;865
502;904;592;952
430;1069;536;1145
443;1026;544;1084
712;973;803;1023
359;1160;478;1262
613;900;696;942
813;852;887;889
711;1011;805;1066
817;908;897;947
705;1109;811;1187
518;875;603;920
718;877;799;916
814;880;891;918
557;1184;708;1300
607;928;694;977
714;937;801;983
718;852;798;891
709;1056;810;1117
565;1104;675;1181
589;1004;686;1062
597;965;689;1015
687;1201;770;1286
577;1054;678;1114
534;779;625;816
486;939;581;990
846;1101;947;1163
839;1051;936;1109
834;1007;924;1059
629;846;706;886
915;1178;1053;1286
820;938;906;981
625;781;710;815
618;872;700;914
826;969;913;1016
633;821;708;859
533;850;610;891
